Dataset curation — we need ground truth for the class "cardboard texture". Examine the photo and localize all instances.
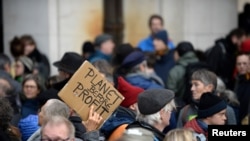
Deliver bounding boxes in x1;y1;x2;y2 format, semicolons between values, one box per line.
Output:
58;60;124;128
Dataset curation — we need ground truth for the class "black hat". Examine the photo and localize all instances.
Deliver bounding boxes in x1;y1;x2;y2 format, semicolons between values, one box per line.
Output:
154;30;169;45
82;41;95;53
197;92;227;119
53;52;84;74
121;50;145;68
138;89;174;115
94;34;113;47
175;41;194;56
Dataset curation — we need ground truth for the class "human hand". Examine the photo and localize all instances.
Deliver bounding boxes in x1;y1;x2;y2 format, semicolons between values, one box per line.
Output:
82;106;103;132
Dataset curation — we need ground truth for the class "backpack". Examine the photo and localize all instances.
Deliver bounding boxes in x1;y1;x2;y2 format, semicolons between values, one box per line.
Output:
182;61;213;104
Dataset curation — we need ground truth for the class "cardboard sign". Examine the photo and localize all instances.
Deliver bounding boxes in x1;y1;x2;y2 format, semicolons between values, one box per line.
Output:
58;60;124;128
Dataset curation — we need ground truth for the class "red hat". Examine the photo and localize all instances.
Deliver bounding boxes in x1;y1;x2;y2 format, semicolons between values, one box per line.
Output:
241;39;250;53
117;77;144;108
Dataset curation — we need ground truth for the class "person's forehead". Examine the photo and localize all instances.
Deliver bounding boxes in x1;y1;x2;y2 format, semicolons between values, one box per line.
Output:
191;80;204;84
237;55;249;61
151;18;162;24
42;123;69;137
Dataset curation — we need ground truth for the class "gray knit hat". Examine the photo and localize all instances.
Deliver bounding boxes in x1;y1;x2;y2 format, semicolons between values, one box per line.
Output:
94;34;113;47
138;89;174;115
19;56;34;72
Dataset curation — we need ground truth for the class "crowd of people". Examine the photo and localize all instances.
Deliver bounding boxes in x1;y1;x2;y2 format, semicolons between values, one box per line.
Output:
0;11;250;141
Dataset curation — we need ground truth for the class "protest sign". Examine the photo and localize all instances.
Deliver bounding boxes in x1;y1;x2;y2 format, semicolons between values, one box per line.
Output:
58;60;124;128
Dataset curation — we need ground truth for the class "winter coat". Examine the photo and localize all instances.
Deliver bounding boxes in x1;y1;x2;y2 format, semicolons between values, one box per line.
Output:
167;51;199;98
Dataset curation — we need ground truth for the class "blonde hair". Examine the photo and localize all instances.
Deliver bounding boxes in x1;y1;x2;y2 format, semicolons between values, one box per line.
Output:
164;128;197;141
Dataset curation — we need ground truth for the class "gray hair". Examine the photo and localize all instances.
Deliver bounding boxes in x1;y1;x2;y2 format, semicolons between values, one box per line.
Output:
216;77;226;94
191;69;217;90
41;116;75;139
92;59;114;83
136;99;175;126
220;90;240;106
128;60;148;74
43;99;70;119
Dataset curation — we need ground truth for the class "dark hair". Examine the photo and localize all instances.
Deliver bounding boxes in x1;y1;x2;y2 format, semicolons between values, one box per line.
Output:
20;35;36;47
9;36;24;59
148;14;164;27
237;51;250;57
144;52;157;68
0;97;13;128
22;74;43;92
82;41;95;53
0;97;20;141
228;28;246;39
0;53;11;70
112;43;135;67
175;41;194;57
45;75;64;89
194;49;206;62
244;3;250;13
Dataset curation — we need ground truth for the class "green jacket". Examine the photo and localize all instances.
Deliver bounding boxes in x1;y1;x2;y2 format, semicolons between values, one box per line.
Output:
167;51;199;98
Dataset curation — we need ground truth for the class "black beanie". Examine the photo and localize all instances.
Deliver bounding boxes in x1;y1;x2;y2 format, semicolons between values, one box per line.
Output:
175;41;194;57
197;92;227;119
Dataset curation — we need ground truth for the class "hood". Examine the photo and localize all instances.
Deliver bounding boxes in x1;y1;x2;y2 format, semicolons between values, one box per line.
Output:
178;52;199;66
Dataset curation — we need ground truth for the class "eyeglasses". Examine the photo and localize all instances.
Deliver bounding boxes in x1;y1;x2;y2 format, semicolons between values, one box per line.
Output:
24;85;37;89
40;137;71;141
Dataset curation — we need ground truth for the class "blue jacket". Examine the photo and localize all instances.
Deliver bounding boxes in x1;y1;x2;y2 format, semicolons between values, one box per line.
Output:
19;115;40;141
21;98;39;119
154;50;176;87
100;106;136;139
125;73;163;90
125;74;177;133
138;36;175;52
89;50;112;63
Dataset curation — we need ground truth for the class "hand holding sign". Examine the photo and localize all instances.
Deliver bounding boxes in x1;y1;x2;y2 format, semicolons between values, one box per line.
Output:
58;61;124;129
83;105;103;132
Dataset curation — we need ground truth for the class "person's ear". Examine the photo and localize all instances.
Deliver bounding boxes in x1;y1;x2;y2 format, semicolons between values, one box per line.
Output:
129;103;137;111
69;108;74;116
206;84;214;92
159;109;165;120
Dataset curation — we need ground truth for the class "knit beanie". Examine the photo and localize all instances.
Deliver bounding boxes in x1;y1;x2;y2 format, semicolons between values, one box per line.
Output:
117;77;144;107
154;30;169;45
121;50;145;68
94;34;113;47
197;92;227;119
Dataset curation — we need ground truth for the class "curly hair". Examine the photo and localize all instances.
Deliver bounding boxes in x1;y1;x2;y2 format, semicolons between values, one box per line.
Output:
0;97;13;129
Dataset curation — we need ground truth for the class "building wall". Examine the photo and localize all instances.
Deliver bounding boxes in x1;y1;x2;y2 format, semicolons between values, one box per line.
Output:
3;0;49;59
3;0;103;75
3;0;244;75
124;0;237;50
238;0;250;12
